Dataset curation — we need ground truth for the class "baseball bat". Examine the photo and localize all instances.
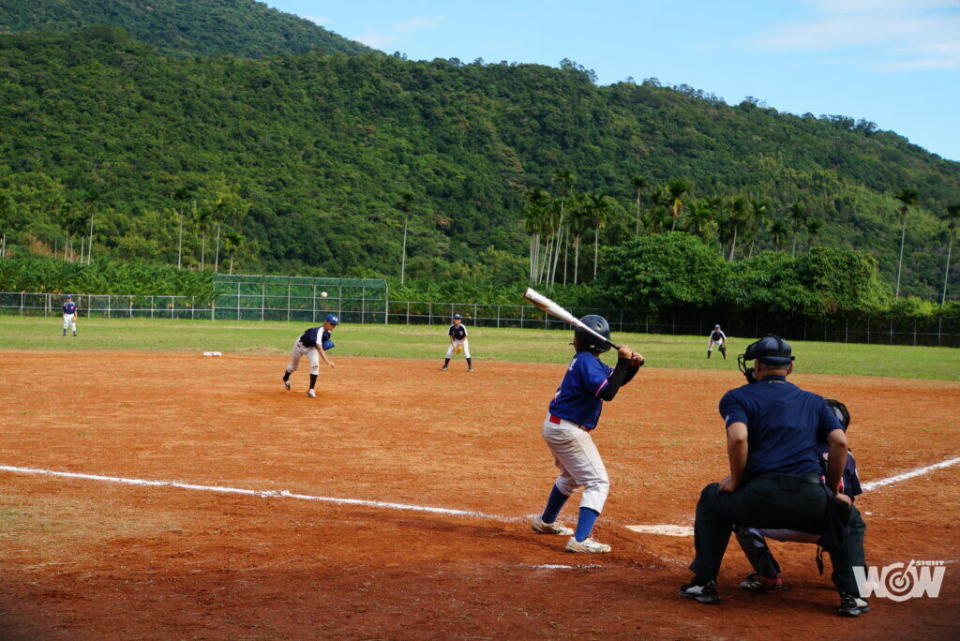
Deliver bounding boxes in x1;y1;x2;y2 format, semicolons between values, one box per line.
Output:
522;287;620;350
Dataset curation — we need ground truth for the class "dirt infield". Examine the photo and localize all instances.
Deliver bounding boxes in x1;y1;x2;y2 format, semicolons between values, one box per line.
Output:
1;350;958;640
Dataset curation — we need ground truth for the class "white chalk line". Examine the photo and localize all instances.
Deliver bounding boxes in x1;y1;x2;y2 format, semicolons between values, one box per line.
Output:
0;464;515;523
860;456;960;491
4;455;957;536
625;455;960;537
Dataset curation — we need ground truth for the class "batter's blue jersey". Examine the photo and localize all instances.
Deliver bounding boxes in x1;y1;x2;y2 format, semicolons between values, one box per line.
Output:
548;351;613;429
815;444;863;499
719;376;840;481
63;302;77;314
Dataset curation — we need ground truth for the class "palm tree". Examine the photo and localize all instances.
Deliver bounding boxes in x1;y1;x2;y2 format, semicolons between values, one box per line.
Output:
683;199;718;244
941;204;960;305
788;203;806;256
522;187;551;283
397;191;414;287
630;175;649;237
586;193;614;280
666;179;689;231
550;169;576;285
893;188;919;299
567;194;591;284
770;218;790;251
725;197;749;262
806;218;823;247
747;199;770;257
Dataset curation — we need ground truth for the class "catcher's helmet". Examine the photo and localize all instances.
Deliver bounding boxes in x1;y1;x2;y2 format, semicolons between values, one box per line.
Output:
824;398;851;431
574;314;611;353
324;313;339;325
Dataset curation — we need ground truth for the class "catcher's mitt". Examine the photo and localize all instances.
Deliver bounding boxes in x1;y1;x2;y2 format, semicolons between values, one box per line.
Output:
453;344;463;354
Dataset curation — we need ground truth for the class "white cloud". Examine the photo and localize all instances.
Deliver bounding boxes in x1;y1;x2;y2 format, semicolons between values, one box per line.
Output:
303;16;332;26
756;1;960;71
355;16;446;50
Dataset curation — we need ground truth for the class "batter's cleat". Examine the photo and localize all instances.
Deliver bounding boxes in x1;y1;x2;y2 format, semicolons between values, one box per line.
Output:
739;573;783;593
838;593;870;617
679;578;720;604
531;516;573;536
565;536;611;554
283;379;291;391
307;389;316;398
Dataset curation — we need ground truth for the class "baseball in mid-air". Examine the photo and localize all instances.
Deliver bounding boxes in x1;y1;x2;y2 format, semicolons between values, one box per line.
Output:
321;291;328;298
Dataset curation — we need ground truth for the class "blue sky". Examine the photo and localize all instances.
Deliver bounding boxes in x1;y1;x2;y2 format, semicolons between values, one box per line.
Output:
265;1;960;162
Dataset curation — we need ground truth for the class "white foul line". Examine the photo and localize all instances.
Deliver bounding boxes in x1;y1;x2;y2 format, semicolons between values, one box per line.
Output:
860;456;960;491
0;465;514;523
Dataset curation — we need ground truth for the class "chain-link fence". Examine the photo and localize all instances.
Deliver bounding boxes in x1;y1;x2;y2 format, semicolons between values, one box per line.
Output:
2;291;958;347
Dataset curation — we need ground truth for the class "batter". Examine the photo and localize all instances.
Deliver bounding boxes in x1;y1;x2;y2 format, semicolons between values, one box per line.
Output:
531;314;644;553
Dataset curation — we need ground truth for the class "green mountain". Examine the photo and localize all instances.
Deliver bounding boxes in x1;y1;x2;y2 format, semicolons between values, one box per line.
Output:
0;27;958;300
0;0;371;58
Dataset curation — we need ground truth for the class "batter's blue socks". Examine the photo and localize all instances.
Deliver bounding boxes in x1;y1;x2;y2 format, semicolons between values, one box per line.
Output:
541;485;569;523
575;507;600;542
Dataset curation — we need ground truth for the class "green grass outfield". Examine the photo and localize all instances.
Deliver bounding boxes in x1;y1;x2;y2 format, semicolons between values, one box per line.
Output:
1;316;957;381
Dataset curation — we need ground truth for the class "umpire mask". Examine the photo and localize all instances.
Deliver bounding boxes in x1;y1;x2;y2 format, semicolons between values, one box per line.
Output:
738;335;794;383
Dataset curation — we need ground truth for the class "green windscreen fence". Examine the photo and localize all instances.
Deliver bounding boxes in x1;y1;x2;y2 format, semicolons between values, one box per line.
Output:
213;273;388;324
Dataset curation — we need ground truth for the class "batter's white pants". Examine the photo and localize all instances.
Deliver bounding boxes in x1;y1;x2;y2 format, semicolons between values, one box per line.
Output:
286;339;320;375
541;414;610;514
445;338;471;359
62;313;77;332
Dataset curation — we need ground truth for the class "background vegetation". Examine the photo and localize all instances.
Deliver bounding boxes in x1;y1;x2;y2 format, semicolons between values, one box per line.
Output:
0;1;958;329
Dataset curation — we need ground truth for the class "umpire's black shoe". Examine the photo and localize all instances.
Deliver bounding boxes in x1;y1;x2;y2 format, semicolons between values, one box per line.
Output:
838;593;870;617
679;578;720;604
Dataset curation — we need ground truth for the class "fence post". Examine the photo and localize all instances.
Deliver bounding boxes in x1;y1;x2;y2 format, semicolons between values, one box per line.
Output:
866;317;870;343
497;305;501;329
938;317;942;347
312;285;317;323
362;286;366;324
130;297;133;318
619;309;624;333
429;302;433;326
889;318;893;344
261;283;265;322
19;292;24;315
520;304;524;329
236;282;241;321
406;302;410;325
913;318;917;346
845;317;848;343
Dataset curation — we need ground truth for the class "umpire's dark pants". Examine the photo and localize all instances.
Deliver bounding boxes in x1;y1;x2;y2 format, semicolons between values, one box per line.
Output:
690;473;864;594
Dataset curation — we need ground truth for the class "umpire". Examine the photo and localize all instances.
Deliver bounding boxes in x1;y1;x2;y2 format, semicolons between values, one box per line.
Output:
679;335;869;617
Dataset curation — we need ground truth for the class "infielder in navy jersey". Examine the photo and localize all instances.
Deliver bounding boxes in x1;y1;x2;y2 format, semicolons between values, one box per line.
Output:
531;314;644;553
61;295;78;337
282;314;338;398
735;398;867;596
440;313;473;372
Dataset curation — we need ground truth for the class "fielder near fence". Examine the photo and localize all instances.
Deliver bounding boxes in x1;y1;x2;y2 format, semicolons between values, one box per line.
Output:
3;285;959;347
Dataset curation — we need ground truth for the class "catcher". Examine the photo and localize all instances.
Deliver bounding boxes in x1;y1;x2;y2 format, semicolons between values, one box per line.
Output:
734;398;867;602
440;313;473;372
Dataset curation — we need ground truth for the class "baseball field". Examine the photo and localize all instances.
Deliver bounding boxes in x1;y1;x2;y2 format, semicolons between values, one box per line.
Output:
1;316;958;640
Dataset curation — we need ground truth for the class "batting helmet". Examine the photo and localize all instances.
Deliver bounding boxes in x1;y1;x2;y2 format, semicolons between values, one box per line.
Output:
324;313;339;325
573;314;612;353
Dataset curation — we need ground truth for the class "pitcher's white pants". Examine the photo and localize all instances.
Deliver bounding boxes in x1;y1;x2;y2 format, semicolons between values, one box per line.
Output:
541;415;610;513
286;339;320;375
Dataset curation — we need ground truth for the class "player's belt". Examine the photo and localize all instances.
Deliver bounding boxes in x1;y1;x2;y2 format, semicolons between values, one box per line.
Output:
549;414;593;432
755;472;821;485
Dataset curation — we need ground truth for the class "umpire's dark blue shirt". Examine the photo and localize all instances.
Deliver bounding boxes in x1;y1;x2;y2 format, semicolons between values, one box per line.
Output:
719;376;840;482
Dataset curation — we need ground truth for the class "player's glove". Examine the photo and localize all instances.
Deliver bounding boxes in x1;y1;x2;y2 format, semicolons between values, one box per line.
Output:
453;344;463;354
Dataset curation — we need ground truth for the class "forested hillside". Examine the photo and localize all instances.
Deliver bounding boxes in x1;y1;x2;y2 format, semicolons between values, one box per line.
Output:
0;0;370;58
0;28;958;300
